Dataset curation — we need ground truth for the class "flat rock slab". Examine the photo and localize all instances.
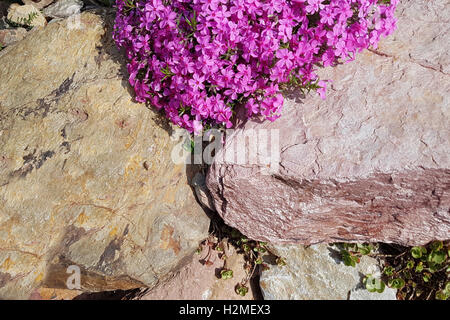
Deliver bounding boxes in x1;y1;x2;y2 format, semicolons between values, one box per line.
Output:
0;12;209;299
140;242;257;300
206;0;450;246
260;244;397;300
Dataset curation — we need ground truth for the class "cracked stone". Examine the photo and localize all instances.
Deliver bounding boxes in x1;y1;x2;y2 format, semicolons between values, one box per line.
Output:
0;12;210;299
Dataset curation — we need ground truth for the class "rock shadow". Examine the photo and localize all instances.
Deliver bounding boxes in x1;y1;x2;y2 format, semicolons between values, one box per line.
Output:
89;7;134;97
327;245;344;265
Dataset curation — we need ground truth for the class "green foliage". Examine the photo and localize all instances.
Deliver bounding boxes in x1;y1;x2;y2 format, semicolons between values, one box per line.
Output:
220;269;233;280
161;65;175;81
282;76;322;96
383;266;394;276
411;246;427;259
334;243;374;267
6;11;38;30
337;241;449;300
235;284;249;297
388;278;406;289
197;225;284;297
364;275;385;293
436;282;450;300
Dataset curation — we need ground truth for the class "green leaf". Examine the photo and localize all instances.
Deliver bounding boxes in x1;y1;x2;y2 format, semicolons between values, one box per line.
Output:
240;237;249;243
445;282;450;294
357;244;372;255
220;269;233;280
388;278;405;289
428;263;438;273
427;250;447;265
253;246;267;253
415;262;424;273
423;273;431;283
235;284;249;296
383;266;394;276
430;240;443;252
365;275;385;293
406;260;415;269
341;251;358;267
411;246;427;259
435;290;448;300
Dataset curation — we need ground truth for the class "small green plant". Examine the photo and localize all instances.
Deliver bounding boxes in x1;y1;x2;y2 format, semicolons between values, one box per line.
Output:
335;243;375;267
235;283;249;297
411;246;427;259
337;241;449;300
197;224;285;297
220;269;233;280
383;266;394;276
6;11;38;30
364;275;386;293
388;278;406;289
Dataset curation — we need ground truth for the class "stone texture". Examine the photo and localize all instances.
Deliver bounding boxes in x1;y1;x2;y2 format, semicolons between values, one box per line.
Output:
7;4;47;28
140;241;257;300
206;0;450;246
260;244;397;300
376;0;450;75
29;287;83;300
0;27;27;47
22;0;55;10
0;12;210;299
43;0;83;19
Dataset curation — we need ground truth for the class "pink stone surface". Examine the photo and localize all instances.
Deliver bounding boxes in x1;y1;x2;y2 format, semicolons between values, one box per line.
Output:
206;0;450;246
140;242;257;300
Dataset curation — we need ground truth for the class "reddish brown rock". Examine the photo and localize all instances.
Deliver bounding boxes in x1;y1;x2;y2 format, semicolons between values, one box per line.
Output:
206;0;450;246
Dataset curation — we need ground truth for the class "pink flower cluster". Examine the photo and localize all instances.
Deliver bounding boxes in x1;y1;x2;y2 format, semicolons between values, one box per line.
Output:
113;0;398;134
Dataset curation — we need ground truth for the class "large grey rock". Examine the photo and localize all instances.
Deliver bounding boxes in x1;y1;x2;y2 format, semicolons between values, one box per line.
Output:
206;0;450;246
43;0;83;19
0;12;210;299
260;244;397;300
